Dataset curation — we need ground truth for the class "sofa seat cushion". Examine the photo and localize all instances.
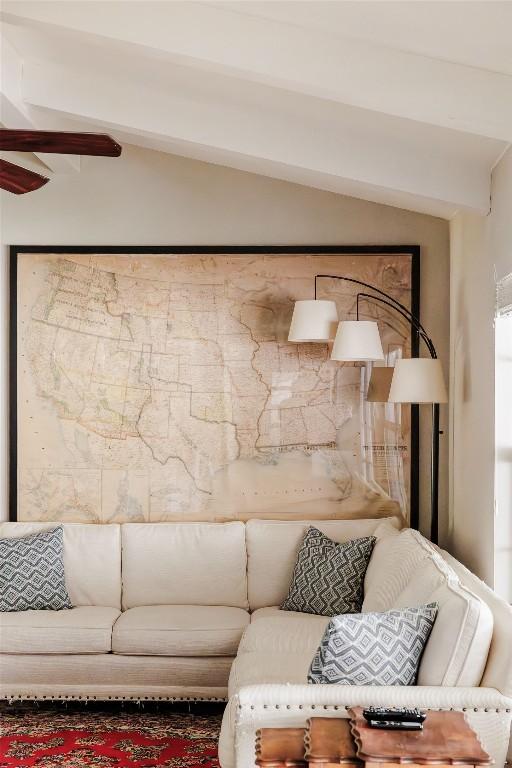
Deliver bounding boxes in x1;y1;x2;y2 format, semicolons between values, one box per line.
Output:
0;606;120;654
112;605;250;656
228;650;310;697
242;607;329;656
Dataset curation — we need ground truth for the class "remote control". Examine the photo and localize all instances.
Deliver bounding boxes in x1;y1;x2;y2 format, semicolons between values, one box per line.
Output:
369;719;424;731
363;707;426;724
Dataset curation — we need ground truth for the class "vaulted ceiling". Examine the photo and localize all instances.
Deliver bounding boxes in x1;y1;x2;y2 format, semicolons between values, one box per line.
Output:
1;0;511;218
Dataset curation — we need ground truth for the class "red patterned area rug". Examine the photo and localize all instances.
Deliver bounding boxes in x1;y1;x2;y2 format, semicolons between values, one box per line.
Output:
0;706;223;768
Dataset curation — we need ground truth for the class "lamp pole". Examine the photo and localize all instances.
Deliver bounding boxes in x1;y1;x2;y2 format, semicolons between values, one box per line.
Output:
313;274;442;544
431;403;440;545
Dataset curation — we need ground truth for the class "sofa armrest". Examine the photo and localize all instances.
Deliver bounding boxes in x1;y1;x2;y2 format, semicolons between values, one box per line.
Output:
219;685;512;768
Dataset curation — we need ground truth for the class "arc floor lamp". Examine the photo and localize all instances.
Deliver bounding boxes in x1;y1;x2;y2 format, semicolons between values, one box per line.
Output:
288;275;447;544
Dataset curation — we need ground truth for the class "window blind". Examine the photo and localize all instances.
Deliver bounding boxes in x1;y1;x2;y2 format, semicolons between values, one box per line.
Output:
496;272;512;317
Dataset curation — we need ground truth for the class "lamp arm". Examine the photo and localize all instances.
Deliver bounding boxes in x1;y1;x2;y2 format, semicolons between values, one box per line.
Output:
312;273;441;543
356;292;437;359
315;274;413;319
313;274;437;358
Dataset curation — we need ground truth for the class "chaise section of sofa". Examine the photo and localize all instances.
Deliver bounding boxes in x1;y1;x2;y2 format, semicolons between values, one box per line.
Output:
218;524;512;768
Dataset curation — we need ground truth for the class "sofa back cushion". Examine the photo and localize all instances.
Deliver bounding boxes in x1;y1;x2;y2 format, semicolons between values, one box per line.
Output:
246;517;401;611
390;533;493;687
121;522;248;610
0;523;121;609
363;528;429;613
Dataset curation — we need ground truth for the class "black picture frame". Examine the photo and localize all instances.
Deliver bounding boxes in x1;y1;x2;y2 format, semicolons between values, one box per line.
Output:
9;245;420;526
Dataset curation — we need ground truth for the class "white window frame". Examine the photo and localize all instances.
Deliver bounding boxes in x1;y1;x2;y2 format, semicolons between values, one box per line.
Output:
494;272;512;602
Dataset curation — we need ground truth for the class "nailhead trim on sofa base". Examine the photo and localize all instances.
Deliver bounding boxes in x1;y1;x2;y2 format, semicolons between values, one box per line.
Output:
1;694;228;703
239;703;512;714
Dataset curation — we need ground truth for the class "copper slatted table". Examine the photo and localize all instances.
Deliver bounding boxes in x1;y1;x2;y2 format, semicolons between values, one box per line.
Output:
255;708;492;768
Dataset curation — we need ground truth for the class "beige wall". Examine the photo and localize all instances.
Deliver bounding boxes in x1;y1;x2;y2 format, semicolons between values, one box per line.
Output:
449;146;512;592
449;213;495;585
0;144;450;530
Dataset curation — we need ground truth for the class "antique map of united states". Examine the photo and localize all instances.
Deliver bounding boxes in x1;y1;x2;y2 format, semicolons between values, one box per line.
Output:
17;252;409;522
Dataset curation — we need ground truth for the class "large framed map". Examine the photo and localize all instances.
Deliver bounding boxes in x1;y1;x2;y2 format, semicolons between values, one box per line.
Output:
10;246;419;525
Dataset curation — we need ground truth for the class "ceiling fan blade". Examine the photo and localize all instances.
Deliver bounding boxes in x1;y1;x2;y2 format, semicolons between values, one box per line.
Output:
0;158;50;194
0;130;122;157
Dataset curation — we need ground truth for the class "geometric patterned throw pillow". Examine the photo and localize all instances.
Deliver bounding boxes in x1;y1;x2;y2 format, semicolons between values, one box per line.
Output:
0;527;72;612
308;603;438;686
281;527;376;616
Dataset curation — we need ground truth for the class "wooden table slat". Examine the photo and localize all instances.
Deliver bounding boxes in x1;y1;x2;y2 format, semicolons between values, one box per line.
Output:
306;717;363;766
348;708;492;766
256;727;307;767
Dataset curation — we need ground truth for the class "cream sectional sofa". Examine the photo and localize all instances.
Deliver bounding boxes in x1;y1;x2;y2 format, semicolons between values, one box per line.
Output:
0;518;511;767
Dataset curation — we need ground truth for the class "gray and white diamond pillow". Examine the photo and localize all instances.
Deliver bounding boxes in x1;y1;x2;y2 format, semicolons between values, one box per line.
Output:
0;527;72;612
281;527;376;616
308;603;438;686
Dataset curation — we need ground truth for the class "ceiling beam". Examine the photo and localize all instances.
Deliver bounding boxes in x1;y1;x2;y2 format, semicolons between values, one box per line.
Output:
2;0;512;142
0;33;79;173
19;55;495;217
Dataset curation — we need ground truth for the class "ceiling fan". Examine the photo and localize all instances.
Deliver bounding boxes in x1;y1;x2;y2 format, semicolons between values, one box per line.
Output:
0;129;122;194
